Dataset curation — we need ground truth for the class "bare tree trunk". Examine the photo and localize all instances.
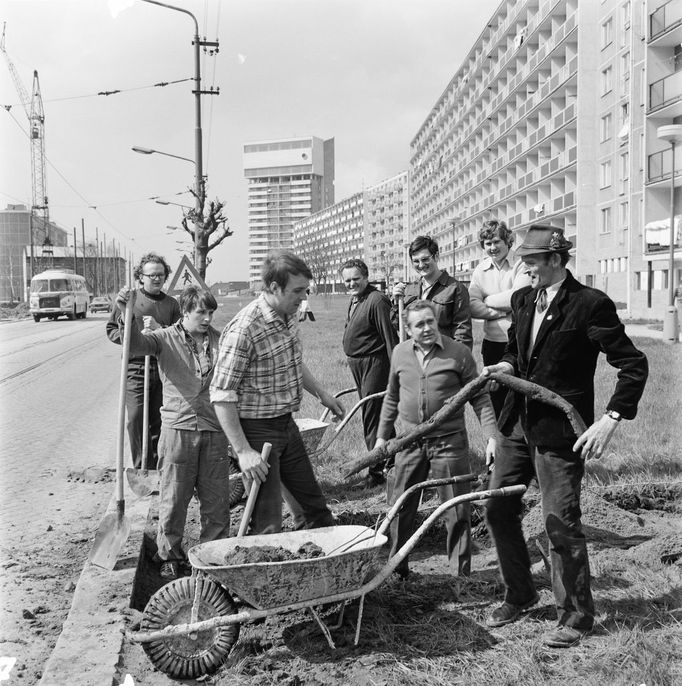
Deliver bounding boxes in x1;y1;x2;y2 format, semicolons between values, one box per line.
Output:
343;372;588;478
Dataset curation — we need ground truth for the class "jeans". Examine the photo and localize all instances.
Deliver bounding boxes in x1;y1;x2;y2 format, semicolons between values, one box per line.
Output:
240;414;334;535
125;358;163;469
485;427;595;631
156;426;231;561
387;432;472;577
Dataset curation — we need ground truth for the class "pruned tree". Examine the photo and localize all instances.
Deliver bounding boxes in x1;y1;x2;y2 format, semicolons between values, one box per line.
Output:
179;188;233;280
299;243;331;293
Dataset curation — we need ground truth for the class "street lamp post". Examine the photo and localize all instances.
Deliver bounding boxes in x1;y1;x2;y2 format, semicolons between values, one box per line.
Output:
656;125;682;344
139;0;219;271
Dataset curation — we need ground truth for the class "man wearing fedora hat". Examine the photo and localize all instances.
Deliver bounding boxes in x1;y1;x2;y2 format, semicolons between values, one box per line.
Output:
482;224;648;648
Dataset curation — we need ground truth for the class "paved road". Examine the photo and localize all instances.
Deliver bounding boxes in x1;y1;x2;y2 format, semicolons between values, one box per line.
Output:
0;314;124;678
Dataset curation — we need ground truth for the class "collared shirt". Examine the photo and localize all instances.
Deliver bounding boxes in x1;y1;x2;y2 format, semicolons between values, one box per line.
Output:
468;254;531;343
377;335;496;440
126;320;222;431
210;294;304;419
412;332;444;369
530;278;565;346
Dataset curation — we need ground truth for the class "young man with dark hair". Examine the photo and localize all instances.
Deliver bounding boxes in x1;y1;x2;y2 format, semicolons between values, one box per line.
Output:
210;250;345;534
106;252;180;470
392;235;472;349
115;285;229;580
341;258;398;487
482;224;648;648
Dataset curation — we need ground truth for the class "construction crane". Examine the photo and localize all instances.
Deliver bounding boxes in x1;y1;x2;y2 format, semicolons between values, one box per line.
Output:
1;22;49;273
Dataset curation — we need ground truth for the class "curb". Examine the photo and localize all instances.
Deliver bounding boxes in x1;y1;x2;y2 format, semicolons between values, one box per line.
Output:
39;485;153;686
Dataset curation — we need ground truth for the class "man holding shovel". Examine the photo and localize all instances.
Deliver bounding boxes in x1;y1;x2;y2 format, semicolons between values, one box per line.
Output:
107;252;180;470
116;285;230;580
210;250;345;535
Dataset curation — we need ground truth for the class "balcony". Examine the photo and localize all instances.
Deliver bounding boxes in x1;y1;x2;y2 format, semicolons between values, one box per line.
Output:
649;71;682;113
649;0;682;46
647;146;682;184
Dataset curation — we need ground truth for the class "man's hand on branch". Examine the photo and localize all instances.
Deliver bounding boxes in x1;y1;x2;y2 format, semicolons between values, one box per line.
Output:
481;361;514;393
392;282;406;299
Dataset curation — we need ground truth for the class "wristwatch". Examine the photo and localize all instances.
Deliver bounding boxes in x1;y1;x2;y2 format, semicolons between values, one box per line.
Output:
604;410;621;421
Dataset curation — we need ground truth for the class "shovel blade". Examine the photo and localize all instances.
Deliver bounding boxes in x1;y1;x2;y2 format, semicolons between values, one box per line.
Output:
125;468;159;498
87;512;131;570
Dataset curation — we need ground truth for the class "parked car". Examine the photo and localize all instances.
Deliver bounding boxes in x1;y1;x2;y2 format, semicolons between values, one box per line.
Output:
90;296;112;313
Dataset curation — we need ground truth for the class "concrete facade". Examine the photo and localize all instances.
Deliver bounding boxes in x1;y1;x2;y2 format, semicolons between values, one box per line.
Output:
408;0;681;317
243;137;335;290
292;171;409;292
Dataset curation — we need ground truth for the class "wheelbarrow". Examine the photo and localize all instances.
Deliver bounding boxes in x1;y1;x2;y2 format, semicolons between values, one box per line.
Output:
128;475;525;679
227;387;386;505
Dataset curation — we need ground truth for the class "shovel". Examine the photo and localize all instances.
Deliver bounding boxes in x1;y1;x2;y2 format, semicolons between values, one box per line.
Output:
126;355;159;497
88;292;134;569
237;442;272;537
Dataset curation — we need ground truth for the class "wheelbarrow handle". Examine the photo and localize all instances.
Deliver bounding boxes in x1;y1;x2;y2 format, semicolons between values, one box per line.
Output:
377;473;479;536
318;387;359;422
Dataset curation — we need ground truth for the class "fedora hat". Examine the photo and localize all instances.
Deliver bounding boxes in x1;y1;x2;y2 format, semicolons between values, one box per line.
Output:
516;224;573;257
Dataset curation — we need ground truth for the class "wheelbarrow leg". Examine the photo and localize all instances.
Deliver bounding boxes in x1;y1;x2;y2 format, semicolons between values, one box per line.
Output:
354;594;366;646
308;607;336;650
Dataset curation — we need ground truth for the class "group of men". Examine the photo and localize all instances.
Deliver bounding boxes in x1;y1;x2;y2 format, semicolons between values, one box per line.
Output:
107;218;648;649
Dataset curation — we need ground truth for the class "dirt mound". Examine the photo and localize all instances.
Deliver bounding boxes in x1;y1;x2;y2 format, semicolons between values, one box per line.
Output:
225;542;325;565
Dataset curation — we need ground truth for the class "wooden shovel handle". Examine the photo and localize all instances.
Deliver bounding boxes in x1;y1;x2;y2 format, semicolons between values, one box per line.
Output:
237;442;272;537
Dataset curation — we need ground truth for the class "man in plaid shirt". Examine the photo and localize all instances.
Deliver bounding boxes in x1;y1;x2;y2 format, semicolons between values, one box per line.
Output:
210;250;345;534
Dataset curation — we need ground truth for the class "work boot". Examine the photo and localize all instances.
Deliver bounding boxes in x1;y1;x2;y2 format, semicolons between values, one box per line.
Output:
486;593;539;627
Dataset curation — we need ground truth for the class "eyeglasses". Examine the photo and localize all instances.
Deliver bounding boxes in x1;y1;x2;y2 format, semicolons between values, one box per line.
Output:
412;257;433;266
142;273;166;281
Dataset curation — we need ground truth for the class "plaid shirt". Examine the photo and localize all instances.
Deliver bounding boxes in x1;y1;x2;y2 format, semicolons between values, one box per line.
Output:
210;294;304;418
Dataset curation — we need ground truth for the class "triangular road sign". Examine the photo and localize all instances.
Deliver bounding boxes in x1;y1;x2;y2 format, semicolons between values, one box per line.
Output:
166;254;209;295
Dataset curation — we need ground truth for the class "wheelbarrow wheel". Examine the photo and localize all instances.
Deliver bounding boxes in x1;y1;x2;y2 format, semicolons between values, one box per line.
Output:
228;455;245;506
141;575;239;679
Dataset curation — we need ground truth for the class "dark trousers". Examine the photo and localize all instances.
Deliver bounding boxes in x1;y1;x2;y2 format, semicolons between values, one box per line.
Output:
125;358;163;469
481;339;509;418
240;415;334;535
347;354;393;479
485;427;595;631
387;432;472;577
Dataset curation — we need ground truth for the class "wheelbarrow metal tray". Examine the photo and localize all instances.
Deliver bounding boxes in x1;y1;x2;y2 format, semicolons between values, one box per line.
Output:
294;417;329;453
188;525;386;610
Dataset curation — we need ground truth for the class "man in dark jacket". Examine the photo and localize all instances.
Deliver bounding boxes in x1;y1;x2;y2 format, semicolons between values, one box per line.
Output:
342;259;398;487
392;235;472;348
482;224;648;648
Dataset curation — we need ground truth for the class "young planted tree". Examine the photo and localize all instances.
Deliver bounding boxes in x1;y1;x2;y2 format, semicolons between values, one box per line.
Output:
180;189;233;280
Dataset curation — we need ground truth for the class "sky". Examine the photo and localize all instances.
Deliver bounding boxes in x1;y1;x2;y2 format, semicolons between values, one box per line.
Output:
1;0;501;285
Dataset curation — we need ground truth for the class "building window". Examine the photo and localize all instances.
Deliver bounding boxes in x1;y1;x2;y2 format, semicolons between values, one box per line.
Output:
601;66;613;95
635;271;647;290
620;201;629;228
600;207;612;233
620;151;629;180
622;1;631;29
600;113;612;141
600;161;612;188
601;18;613;48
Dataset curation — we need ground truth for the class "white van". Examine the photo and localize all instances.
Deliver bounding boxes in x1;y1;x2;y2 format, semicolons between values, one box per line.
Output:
29;269;90;322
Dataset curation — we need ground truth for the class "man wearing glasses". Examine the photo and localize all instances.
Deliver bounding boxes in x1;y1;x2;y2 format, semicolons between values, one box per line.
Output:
392;236;472;349
107;252;181;470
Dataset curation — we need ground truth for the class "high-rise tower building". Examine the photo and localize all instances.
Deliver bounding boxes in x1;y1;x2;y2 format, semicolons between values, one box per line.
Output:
243;136;334;289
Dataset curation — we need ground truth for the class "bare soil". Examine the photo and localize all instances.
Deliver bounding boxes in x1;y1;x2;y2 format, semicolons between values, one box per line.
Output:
115;483;682;686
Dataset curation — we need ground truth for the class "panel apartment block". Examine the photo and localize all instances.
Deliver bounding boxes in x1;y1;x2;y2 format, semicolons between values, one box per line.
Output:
293;171;409;292
243;137;335;290
409;0;680;318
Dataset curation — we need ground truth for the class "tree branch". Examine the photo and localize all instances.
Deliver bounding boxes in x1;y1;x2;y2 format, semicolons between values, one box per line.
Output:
343;372;588;478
